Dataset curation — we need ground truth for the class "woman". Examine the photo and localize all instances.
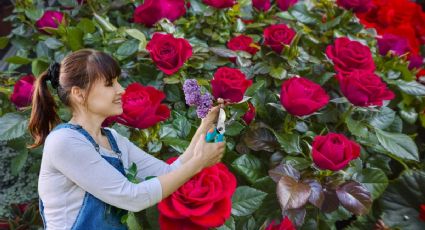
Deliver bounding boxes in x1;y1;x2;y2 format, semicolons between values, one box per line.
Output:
28;49;226;229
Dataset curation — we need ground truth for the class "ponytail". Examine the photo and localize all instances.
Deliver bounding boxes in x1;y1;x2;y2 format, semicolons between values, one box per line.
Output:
28;70;61;149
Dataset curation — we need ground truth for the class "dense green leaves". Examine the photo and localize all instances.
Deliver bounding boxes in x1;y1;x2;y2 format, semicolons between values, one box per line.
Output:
231;186;267;217
375;129;419;161
380;170;425;229
0;113;28;141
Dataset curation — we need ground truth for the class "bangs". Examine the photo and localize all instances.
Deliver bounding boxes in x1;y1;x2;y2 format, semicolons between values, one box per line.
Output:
87;51;121;86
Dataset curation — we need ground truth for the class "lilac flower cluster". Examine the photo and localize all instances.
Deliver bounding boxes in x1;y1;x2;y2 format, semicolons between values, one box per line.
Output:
183;79;213;118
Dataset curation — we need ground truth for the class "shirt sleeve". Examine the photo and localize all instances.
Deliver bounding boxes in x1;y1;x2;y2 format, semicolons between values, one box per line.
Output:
46;129;164;212
119;132;183;180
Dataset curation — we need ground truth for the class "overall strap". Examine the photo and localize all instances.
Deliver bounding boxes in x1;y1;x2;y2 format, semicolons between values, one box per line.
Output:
101;128;122;161
52;123;100;152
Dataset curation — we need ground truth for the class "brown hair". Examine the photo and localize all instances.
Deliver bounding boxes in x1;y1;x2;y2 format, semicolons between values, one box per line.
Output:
28;49;121;149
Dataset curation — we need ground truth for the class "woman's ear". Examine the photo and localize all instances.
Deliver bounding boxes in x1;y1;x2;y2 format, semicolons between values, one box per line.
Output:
70;86;85;105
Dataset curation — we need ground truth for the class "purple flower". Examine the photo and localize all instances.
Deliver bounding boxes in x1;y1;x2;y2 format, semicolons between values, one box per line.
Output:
196;93;213;118
377;34;410;56
183;79;201;106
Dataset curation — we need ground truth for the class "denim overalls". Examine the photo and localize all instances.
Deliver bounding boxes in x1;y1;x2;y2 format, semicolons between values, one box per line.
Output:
39;123;128;229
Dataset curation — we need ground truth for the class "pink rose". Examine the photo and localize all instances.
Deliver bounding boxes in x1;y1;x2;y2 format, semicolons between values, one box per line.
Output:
203;0;236;9
10;75;36;109
146;33;193;75
113;83;171;129
276;0;298;11
280;77;329;116
133;0;186;27
336;0;373;13
336;70;395;107
312;133;361;171
242;102;256;125
326;37;375;76
211;67;253;103
252;0;271;11
35;11;64;32
263;24;296;53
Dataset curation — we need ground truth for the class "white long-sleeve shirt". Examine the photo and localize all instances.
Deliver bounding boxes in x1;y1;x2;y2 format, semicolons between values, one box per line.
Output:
38;126;182;229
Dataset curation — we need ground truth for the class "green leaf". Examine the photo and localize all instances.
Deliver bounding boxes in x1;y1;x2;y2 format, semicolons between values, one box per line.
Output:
231;154;264;184
173;116;191;138
226;121;244;136
336;181;372;215
126;29;147;48
77;18;96;34
217;216;235;230
5;56;31;64
125;212;142;230
44;37;63;49
209;47;237;58
400;107;418;124
0;36;9;49
32;59;49;77
0;113;28;141
231;186;267;216
380;170;425;229
396;79;425;96
346;116;368;138
277;175;311;210
368;107;395;130
161;137;189;153
375;129;419;161
11;149;28;176
93;13;117;32
66;27;84;51
25;8;43;21
116;40;139;57
274;133;302;154
289;4;318;24
270;66;287;80
354;168;388;200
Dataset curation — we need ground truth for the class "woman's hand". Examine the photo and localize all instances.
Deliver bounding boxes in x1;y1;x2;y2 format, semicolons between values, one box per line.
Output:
192;133;226;170
199;98;226;132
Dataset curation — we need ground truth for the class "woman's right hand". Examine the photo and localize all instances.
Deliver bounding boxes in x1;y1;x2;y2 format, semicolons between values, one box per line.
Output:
191;133;226;171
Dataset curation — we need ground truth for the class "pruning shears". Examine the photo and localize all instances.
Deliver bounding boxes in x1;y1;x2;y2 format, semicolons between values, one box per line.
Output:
205;107;239;143
205;108;226;143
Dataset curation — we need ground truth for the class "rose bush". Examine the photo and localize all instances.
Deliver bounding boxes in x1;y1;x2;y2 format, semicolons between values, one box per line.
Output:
1;0;425;229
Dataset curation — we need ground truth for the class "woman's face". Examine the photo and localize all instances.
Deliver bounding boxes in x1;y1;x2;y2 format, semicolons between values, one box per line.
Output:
84;77;125;118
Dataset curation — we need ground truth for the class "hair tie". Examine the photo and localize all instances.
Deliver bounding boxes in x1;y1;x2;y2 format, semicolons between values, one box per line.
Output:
46;62;60;89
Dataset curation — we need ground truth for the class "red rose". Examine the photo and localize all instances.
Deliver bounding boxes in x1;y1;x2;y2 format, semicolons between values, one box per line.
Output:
10;74;35;109
146;33;193;75
35;10;64;32
114;83;170;129
326;37;375;76
133;0;186;27
242;102;256;125
265;217;296;230
416;68;425;84
336;0;373;13
312;133;361;171
252;0;271;11
276;0;298;11
202;0;236;9
336;71;395;107
356;0;424;53
263;24;296;53
227;35;259;62
280;77;329;117
420;204;425;221
211;67;253;103
158;157;237;230
227;35;259;55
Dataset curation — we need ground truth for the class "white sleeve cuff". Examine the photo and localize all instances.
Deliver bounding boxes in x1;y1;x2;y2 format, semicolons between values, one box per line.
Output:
169;157;183;171
145;177;163;205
